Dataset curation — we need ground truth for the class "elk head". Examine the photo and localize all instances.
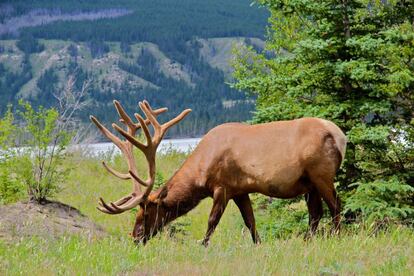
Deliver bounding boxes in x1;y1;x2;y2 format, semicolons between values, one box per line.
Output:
90;100;191;243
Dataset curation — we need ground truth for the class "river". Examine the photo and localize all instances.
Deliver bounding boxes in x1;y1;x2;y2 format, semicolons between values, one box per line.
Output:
70;137;202;156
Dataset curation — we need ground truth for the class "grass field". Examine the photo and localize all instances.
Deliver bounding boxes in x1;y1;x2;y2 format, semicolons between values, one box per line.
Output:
1;150;413;275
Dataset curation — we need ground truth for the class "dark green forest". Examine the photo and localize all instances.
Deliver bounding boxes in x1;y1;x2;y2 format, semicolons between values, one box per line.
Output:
0;0;268;137
1;0;267;43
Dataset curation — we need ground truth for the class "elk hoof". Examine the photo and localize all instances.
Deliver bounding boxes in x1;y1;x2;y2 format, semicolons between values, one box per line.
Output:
199;239;209;247
254;236;262;245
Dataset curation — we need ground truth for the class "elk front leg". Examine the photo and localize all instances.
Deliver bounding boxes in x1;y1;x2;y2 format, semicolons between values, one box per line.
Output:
234;194;261;244
202;187;228;247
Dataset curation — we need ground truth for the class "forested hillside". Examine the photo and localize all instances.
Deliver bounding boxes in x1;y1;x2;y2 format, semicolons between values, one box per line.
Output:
0;0;268;137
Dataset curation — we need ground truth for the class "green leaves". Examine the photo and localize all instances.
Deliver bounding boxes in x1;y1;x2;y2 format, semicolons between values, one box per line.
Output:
0;106;25;204
345;177;414;223
17;100;72;203
0;106;15;149
233;0;414;224
18;100;60;149
0;101;74;204
347;125;390;146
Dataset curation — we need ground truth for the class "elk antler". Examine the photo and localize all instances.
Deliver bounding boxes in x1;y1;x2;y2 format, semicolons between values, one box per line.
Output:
90;100;191;214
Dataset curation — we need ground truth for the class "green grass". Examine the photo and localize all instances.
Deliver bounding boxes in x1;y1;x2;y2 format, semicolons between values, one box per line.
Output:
1;227;413;275
1;150;413;275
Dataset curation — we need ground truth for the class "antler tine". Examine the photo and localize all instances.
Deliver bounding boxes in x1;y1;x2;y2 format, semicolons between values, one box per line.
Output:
112;102;166;206
131;108;166;129
111;101;162;152
162;109;192;133
110;195;145;211
98;198;125;214
102;161;131;180
92;100;191;215
114;99;167;131
90;115;124;150
140;100;192;143
129;169;149;187
91;112;138;186
152;107;168;115
97;193;134;213
98;195;143;214
113;100;136;131
134;113;152;147
91;102;144;214
107;101;170;207
112;123;147;151
142;100;157;115
139;101;162;133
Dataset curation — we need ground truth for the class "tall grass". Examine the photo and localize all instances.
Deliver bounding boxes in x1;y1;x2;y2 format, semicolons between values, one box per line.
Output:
1;227;413;275
1;149;413;275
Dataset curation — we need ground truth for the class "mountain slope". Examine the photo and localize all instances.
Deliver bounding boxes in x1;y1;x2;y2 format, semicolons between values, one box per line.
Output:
0;0;268;137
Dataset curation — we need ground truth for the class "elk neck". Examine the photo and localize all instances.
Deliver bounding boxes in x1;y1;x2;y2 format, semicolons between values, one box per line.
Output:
153;163;209;222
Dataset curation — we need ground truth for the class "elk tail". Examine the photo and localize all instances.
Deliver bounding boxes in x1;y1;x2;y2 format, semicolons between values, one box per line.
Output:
321;120;347;168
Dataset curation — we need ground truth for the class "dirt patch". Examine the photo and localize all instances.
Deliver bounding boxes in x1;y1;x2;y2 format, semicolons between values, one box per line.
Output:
0;201;106;242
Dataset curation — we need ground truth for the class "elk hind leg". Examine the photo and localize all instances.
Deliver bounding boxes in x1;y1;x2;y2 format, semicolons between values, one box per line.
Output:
310;176;341;234
307;135;342;233
202;187;229;247
234;194;261;244
304;189;323;238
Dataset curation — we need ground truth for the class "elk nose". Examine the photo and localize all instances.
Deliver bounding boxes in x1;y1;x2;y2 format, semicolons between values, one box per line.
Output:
132;235;147;246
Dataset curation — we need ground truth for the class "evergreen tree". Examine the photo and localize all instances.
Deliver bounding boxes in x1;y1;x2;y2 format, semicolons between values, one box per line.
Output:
16;33;44;54
67;44;78;59
233;0;414;222
120;40;131;54
88;39;109;58
36;68;59;108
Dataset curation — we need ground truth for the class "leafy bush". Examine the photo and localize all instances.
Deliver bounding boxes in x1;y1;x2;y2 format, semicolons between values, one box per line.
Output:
252;195;308;239
345;177;414;224
0;77;87;204
0;171;25;204
0;106;15;148
0;107;25;204
16;101;72;203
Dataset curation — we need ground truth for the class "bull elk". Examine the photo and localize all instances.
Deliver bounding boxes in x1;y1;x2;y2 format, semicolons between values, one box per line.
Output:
90;100;346;245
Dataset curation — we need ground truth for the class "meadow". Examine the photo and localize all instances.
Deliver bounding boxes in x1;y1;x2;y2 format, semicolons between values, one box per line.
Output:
0;149;413;275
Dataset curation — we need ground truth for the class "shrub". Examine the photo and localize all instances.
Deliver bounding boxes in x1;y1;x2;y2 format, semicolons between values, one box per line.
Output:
0;171;25;204
252;195;308;239
0;107;25;204
344;177;414;224
15;101;72;203
0;77;88;204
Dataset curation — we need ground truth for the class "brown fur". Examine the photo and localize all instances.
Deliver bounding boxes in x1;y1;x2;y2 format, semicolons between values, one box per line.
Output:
132;117;346;245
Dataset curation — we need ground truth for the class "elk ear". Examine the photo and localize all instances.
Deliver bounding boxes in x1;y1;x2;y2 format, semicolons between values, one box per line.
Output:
158;186;168;200
148;186;168;206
